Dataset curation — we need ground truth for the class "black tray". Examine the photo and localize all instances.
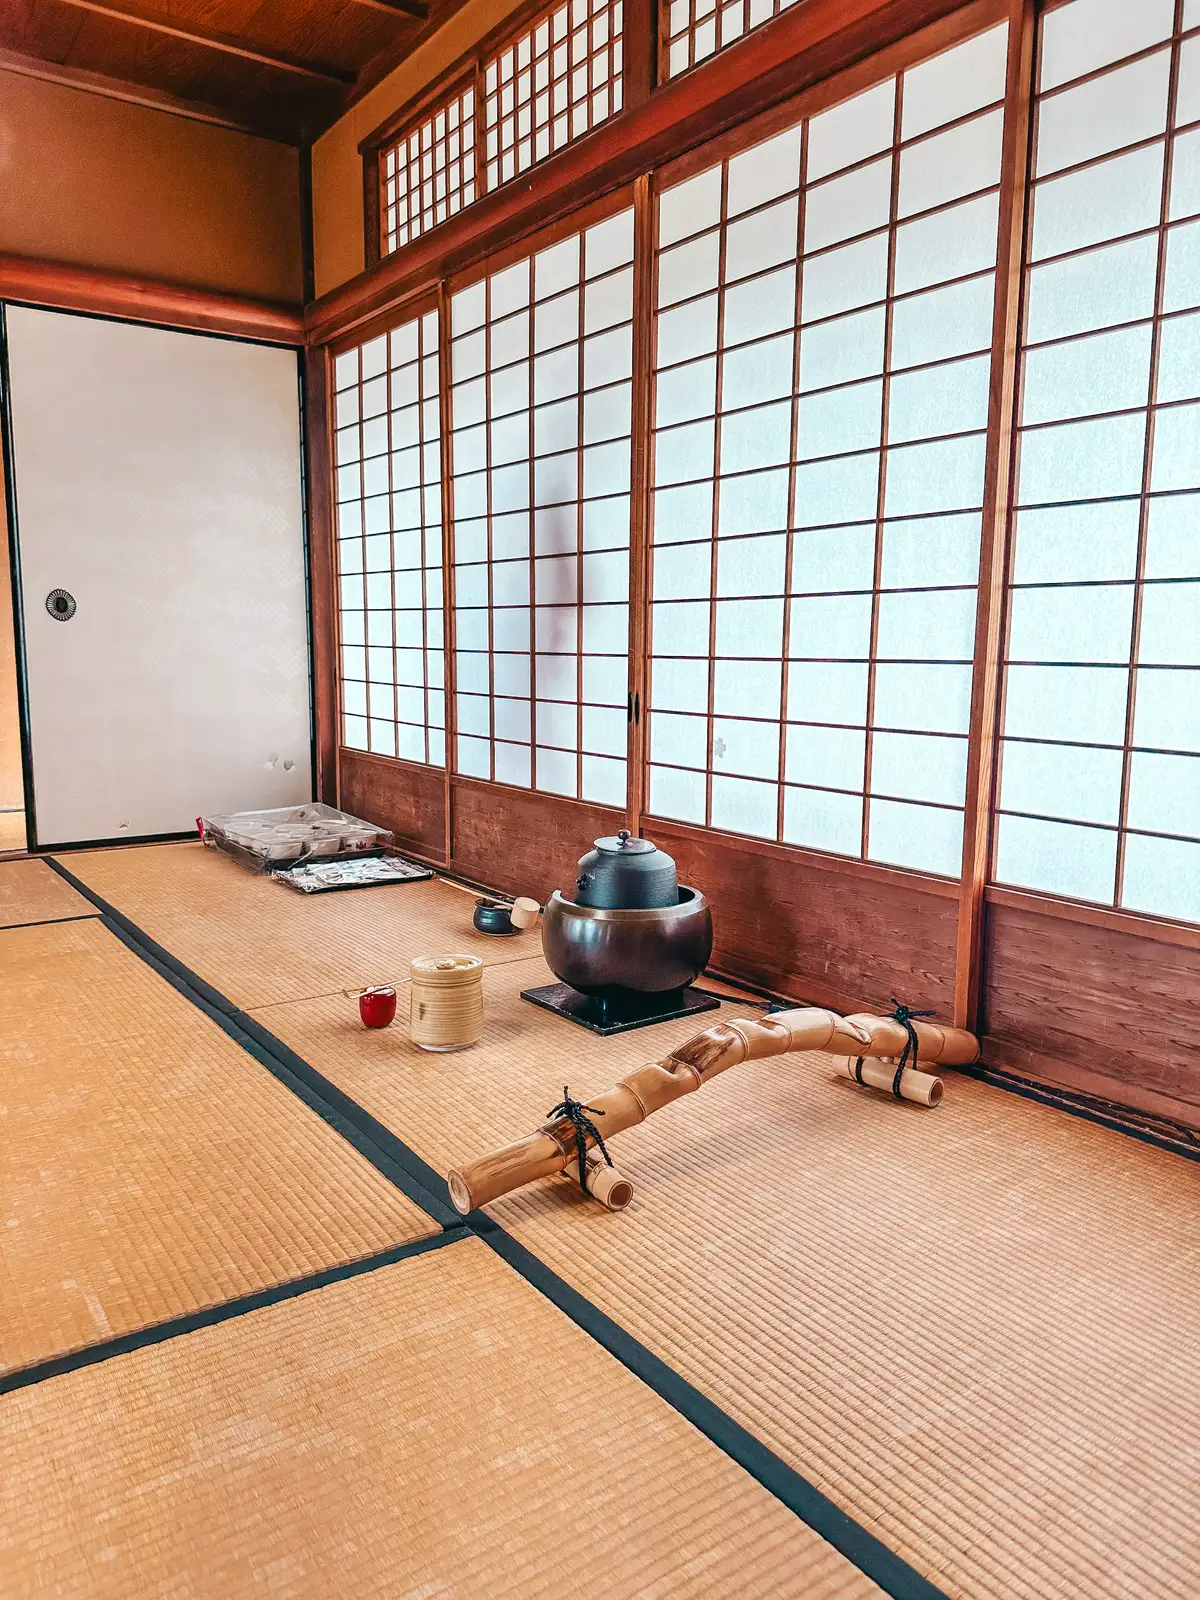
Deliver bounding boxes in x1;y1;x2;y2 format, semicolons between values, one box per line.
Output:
520;981;721;1035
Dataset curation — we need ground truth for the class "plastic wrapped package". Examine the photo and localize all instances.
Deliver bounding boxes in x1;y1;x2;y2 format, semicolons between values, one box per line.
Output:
200;802;393;872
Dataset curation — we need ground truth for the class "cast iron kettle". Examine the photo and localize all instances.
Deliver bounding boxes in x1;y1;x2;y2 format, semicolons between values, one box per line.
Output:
574;829;679;910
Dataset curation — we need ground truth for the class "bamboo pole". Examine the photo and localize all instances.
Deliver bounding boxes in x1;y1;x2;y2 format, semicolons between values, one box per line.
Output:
446;1006;978;1214
842;1056;943;1107
559;1149;635;1211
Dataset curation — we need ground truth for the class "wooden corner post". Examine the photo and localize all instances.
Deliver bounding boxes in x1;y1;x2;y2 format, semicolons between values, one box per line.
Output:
954;0;1036;1031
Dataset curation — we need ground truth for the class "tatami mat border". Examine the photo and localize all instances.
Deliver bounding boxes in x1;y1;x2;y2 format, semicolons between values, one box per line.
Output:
0;1231;465;1397
963;1064;1200;1163
472;1215;947;1600
2;912;99;932
43;852;948;1600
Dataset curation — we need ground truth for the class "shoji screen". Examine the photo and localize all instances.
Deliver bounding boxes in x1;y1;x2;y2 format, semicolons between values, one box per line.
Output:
381;82;476;257
993;0;1200;925
647;23;1008;877
663;0;802;81
449;208;634;805
482;0;624;192
334;308;446;766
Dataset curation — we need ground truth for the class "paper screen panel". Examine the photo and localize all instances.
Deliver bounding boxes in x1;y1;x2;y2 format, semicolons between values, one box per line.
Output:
334;310;446;767
996;0;1200;924
381;83;477;257
483;0;624;192
450;210;634;805
663;0;807;81
648;23;1007;875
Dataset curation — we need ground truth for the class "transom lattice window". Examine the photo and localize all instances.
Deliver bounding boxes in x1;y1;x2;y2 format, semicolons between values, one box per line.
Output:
449;209;635;804
382;84;477;256
663;0;803;80
334;309;446;766
483;0;623;192
994;0;1200;923
647;24;1009;876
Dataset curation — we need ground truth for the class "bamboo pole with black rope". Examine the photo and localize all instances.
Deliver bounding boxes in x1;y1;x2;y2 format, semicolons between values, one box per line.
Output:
447;1005;978;1213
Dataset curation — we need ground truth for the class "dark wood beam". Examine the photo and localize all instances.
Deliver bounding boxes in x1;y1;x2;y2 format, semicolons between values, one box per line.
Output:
0;42;293;140
0;253;304;344
954;0;1035;1031
347;0;429;19
57;0;357;85
303;347;339;803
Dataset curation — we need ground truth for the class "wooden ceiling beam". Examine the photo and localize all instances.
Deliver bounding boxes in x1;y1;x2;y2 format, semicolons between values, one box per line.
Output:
0;43;295;141
56;0;357;85
0;252;304;344
347;0;430;19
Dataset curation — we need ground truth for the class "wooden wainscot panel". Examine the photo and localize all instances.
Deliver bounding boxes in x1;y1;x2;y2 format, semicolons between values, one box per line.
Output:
646;818;960;1015
340;749;446;860
982;897;1200;1129
449;776;625;902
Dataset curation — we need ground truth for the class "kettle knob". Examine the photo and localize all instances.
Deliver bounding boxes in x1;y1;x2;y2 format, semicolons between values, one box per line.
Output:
617;829;631;846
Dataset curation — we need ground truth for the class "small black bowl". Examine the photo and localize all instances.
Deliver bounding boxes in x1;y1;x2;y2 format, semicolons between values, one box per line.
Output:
473;898;518;936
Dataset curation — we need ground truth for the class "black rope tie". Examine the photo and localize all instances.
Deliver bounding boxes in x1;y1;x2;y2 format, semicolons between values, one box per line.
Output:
547;1087;613;1193
854;1001;937;1099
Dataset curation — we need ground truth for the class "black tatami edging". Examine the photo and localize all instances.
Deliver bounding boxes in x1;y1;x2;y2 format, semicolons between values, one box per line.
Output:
42;853;949;1600
965;1064;1200;1166
1;912;100;932
471;1217;950;1600
0;1230;466;1398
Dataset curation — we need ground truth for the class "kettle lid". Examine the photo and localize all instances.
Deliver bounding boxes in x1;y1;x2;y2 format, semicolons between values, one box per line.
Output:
594;828;656;855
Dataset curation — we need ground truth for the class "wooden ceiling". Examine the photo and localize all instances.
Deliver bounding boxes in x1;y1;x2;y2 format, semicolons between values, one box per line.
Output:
0;0;471;144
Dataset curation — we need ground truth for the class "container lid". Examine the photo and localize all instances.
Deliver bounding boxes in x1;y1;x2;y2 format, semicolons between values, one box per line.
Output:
410;953;483;982
594;828;657;855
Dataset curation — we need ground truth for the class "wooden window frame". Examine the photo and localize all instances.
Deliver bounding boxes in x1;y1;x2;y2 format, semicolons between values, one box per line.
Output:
360;0;656;270
480;0;627;193
375;71;480;264
661;0;806;83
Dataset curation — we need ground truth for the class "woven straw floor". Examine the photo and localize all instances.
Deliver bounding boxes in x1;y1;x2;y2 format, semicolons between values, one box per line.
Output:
0;810;25;854
33;840;1200;1598
0;917;433;1375
63;841;541;1007
263;952;1200;1600
0;1238;877;1600
0;855;90;927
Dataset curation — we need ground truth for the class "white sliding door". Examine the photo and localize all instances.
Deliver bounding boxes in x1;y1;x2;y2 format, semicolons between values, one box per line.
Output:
5;307;310;846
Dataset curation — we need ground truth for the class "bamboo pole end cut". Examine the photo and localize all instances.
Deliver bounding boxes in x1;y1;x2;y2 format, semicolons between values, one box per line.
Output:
447;1170;473;1215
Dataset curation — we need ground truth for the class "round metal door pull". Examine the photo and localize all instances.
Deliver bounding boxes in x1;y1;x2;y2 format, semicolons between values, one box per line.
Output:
46;589;76;621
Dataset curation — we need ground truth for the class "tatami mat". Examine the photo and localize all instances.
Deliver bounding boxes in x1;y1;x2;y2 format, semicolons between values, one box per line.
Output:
0;855;90;927
0;1238;877;1600
261;953;1200;1600
0;918;434;1375
0;810;26;854
62;841;542;1007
